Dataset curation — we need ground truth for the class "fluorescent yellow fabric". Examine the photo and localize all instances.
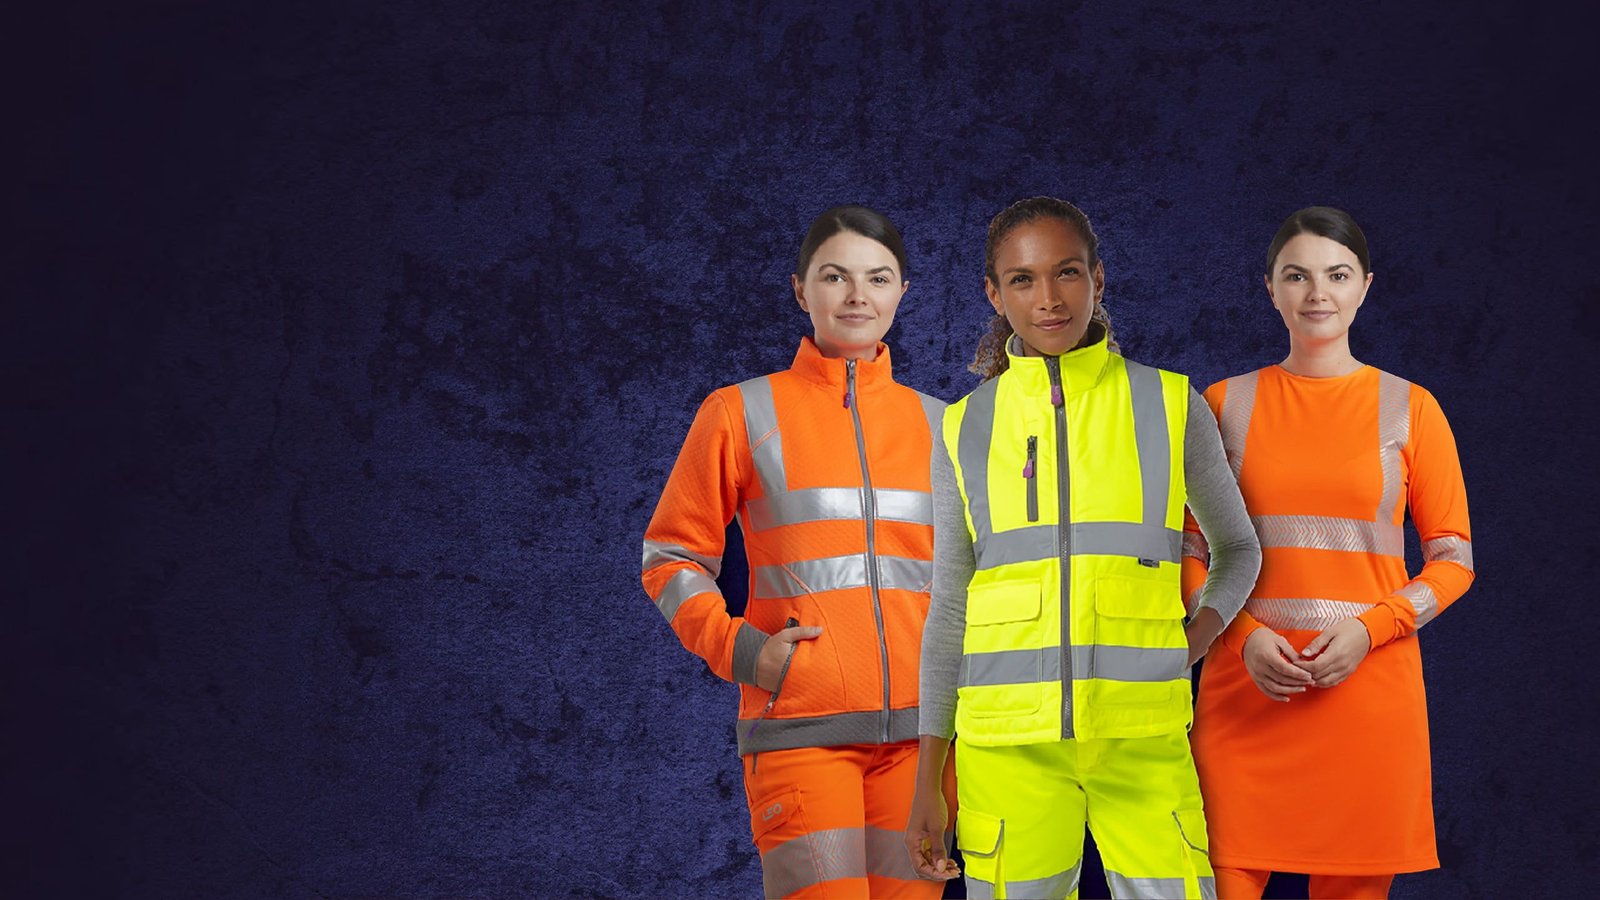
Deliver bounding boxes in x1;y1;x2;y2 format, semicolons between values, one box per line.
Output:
943;335;1192;744
955;732;1215;900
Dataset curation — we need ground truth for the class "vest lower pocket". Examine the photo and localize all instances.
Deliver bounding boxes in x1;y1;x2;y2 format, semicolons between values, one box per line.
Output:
960;577;1047;718
1086;576;1187;708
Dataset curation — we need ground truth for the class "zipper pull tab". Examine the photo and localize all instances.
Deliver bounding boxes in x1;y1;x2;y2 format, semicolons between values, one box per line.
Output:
1023;436;1036;478
845;359;856;408
844;390;851;409
1051;384;1063;407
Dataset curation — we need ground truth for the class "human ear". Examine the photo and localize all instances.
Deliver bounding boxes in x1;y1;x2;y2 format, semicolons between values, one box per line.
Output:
1355;271;1373;309
984;278;1002;315
792;274;808;312
1092;260;1106;299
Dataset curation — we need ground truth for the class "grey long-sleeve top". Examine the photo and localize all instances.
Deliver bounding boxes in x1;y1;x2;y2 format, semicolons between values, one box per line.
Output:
919;386;1261;740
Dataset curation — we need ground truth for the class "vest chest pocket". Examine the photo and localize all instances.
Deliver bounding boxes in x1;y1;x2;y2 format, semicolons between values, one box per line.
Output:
1088;576;1187;700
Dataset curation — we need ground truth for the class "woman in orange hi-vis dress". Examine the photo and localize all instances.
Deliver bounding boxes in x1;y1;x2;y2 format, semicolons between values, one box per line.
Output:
1183;207;1475;899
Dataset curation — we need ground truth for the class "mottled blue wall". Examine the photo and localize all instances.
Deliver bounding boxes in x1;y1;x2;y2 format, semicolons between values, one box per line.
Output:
12;1;1597;897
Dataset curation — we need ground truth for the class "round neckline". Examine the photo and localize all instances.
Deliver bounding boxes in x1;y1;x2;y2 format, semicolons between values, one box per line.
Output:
1270;362;1372;382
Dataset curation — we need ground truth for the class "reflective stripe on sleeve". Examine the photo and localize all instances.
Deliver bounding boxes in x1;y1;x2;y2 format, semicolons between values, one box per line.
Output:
1218;371;1259;482
1182;531;1209;563
642;539;722;578
1423;535;1474;571
1376;371;1411;524
738;375;786;498
654;568;720;622
1397;580;1441;626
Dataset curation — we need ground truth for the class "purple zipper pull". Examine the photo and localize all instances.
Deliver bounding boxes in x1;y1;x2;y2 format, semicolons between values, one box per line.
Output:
1022;459;1034;478
1051;384;1063;407
843;389;852;409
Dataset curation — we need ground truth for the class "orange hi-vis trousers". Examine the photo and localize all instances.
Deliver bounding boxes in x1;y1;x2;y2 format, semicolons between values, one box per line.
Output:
741;740;955;899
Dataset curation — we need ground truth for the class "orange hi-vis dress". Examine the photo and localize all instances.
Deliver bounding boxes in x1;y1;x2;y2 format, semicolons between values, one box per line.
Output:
643;337;948;898
1182;364;1475;876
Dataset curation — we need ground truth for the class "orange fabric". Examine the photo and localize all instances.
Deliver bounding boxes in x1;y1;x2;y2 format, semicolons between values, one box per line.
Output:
1216;867;1393;899
1185;365;1472;874
642;337;936;729
742;742;951;899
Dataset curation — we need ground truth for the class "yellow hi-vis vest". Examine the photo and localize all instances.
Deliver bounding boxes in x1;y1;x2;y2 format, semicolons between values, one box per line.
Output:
944;333;1190;745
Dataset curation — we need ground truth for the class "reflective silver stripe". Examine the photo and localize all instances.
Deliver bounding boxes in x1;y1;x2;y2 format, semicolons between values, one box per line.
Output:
737;706;920;755
746;487;934;531
1218;370;1259;481
960;646;1188;686
747;487;860;531
1185;586;1203;611
957;377;1002;542
965;875;996;900
654;568;719;623
1397;580;1441;627
761;826;865;898
863;826;922;882
876;488;935;524
916;390;946;439
1251;514;1404;557
1004;861;1083;898
1245;597;1375;632
1107;872;1192;899
1377;371;1411;524
1202;876;1218;900
738;376;787;498
1125;359;1170;528
1182;531;1209;563
752;555;932;598
641;539;722;578
1424;535;1474;571
975;523;1181;570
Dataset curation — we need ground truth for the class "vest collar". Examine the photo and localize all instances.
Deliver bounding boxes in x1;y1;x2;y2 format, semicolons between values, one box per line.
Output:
789;336;895;392
1003;323;1113;397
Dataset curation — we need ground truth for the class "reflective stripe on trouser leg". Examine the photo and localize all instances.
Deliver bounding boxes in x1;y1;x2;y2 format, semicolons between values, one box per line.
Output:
743;744;941;899
955;738;1087;899
861;741;945;899
1081;730;1215;899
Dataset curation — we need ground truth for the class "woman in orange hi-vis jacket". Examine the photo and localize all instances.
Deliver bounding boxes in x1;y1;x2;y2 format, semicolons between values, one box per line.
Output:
641;206;953;899
1183;207;1475;899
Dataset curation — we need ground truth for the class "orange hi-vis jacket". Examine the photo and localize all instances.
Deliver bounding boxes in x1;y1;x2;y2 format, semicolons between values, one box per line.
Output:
643;337;944;756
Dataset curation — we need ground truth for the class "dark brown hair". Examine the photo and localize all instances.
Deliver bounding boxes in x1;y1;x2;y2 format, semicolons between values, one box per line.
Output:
795;205;908;280
1266;206;1372;276
970;197;1118;379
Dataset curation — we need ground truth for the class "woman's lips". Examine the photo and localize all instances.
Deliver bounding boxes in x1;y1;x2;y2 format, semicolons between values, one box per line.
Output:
837;313;874;323
1034;318;1070;331
1301;310;1336;321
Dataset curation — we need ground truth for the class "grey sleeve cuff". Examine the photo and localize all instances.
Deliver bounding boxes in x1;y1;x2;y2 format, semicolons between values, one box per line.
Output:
1183;387;1262;624
732;622;770;686
919;427;972;740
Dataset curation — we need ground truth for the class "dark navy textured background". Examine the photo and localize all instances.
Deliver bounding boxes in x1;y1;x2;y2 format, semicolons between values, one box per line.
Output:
12;1;1598;897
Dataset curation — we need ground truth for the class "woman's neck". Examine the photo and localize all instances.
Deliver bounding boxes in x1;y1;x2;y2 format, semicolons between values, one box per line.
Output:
1280;336;1361;377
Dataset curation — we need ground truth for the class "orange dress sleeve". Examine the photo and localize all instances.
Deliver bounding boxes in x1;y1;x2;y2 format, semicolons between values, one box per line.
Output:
641;390;763;683
1357;387;1475;647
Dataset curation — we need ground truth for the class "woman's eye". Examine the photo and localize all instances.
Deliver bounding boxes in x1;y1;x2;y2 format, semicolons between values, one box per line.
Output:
1059;267;1079;278
1287;273;1305;282
825;273;844;283
871;276;889;286
1331;272;1348;282
1010;275;1030;285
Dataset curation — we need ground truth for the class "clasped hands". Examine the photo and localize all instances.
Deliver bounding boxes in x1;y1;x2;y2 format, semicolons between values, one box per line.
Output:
1241;617;1372;701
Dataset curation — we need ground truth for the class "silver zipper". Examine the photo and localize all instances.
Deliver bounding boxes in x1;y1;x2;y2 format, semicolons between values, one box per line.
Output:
847;359;892;742
1047;357;1073;739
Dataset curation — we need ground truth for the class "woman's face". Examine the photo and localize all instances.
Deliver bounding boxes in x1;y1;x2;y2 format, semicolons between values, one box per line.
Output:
1265;233;1373;346
985;218;1104;357
792;231;907;360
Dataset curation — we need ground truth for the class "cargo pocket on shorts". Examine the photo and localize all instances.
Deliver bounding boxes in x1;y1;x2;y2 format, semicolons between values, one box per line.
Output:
955;806;1005;894
1171;808;1215;900
749;785;822;899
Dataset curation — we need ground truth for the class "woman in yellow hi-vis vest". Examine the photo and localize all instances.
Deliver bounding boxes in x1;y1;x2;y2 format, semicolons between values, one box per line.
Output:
902;197;1263;900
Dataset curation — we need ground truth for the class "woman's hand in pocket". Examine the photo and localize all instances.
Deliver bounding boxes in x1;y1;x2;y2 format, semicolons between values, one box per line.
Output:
755;625;824;692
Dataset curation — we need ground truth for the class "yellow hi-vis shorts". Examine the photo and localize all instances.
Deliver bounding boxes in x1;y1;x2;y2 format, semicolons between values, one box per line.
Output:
955;730;1215;900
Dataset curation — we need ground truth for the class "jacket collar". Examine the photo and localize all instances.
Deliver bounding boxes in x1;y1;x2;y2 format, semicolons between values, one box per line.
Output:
789;336;895;392
1002;322;1113;398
